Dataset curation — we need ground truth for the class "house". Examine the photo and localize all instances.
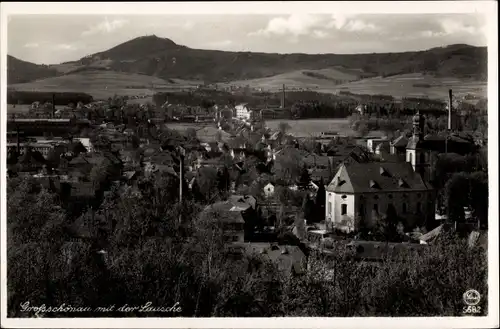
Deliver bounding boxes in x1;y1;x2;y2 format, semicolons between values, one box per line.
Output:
303;153;330;171
234;103;251;121
263;182;275;198
366;138;389;153
16;149;47;173
374;141;391;156
201;201;247;243
390;134;409;156
144;163;178;178
228;195;257;210
120;149;143;170
7;142;55;158
326;161;435;233
239;242;307;276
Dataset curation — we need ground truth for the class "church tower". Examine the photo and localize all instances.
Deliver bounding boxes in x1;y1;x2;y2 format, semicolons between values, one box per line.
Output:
406;111;430;180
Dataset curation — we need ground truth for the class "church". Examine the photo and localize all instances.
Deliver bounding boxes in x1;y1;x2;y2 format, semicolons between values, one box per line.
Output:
325;112;436;232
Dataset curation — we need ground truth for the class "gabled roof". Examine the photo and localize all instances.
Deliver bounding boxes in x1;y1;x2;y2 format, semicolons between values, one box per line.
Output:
303;153;330;166
327;162;431;193
406;135;427;150
203;202;246;223
229;195;257;209
391;135;409;148
242;243;306;275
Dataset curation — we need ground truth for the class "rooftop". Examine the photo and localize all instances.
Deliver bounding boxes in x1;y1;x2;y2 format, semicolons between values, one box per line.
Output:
327;161;432;193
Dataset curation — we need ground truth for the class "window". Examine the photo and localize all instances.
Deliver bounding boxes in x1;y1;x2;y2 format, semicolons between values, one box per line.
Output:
388;194;393;199
416;202;421;213
373;204;379;214
328;202;332;214
420;152;426;164
358;204;365;216
341;204;347;215
232;236;240;242
402;203;407;213
409;153;413;163
341;195;347;199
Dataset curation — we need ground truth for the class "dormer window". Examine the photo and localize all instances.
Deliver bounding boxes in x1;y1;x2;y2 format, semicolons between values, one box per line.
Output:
369;180;380;189
398;179;409;188
379;166;391;177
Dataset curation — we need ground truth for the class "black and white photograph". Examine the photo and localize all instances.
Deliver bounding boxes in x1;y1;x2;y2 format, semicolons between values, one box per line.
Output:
1;2;498;328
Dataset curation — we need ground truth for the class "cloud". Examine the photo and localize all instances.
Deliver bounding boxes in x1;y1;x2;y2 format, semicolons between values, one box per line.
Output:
206;40;233;48
440;19;481;35
55;43;78;51
344;20;378;32
249;14;379;38
81;17;128;37
327;13;351;29
248;14;326;37
312;30;329;39
419;30;447;38
23;42;39;48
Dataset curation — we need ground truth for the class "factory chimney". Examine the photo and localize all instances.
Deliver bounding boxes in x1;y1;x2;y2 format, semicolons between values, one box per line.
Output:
282;84;286;108
448;89;453;131
52;93;56;118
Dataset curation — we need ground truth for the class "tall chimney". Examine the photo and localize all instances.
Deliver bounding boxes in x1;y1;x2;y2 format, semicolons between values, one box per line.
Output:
52;93;56;118
16;126;20;154
281;84;285;109
448;89;452;131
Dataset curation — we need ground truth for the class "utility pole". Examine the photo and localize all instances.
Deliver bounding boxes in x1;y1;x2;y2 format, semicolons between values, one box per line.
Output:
446;89;452;154
177;145;186;224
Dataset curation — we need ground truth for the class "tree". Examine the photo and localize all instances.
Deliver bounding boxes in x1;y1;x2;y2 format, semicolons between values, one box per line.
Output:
195;167;219;202
314;178;326;223
274;150;303;185
217;166;231;198
186;128;198;141
468;171;488;228
302;194;315;223
444;172;469;223
297;164;311;191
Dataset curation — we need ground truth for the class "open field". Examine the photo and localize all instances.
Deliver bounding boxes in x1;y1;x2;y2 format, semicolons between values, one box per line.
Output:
225;72;487;101
219;67;371;91
265;118;356;138
9;71;201;100
327;73;487;101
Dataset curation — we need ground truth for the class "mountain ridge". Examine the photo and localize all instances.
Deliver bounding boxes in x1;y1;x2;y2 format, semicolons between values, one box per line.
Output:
8;35;487;84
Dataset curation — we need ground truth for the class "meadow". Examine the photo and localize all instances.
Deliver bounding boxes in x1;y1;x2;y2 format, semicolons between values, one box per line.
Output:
226;72;487;102
264;118;356;138
9;71;200;100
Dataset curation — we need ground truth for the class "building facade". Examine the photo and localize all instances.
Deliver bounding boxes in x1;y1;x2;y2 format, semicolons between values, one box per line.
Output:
234;103;251;121
325;113;435;232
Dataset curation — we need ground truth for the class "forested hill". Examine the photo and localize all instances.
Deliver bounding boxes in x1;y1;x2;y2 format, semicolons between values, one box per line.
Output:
8;36;487;84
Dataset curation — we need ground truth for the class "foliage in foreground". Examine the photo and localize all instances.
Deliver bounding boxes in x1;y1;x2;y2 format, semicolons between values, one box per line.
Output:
7;176;487;317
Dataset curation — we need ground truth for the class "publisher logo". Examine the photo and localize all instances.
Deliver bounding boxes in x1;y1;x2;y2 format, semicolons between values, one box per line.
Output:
463;289;481;306
462;289;481;315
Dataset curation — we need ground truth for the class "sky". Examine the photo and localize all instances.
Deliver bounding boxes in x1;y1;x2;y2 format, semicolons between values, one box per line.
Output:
7;13;488;65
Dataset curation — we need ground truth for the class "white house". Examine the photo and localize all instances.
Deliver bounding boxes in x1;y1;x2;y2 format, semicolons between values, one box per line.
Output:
263;182;275;198
234;103;251;121
366;137;388;153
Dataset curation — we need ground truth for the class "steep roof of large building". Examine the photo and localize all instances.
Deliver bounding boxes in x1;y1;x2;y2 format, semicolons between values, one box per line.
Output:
327;161;432;193
391;134;409;148
406;135;427;150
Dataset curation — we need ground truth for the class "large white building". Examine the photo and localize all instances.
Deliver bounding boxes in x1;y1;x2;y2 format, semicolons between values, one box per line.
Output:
234;103;251;121
325;112;435;232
